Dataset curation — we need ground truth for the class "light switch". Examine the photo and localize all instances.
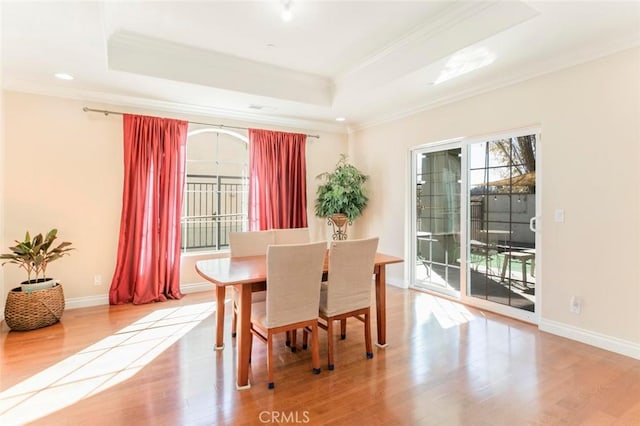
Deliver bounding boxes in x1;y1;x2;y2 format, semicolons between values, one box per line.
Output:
554;209;564;223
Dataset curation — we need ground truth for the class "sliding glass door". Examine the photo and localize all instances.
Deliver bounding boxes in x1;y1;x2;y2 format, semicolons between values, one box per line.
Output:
468;136;537;315
411;131;539;322
413;147;462;297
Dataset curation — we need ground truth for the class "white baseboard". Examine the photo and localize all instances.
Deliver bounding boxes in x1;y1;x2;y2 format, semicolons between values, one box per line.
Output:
181;281;216;294
386;277;408;289
65;294;109;310
539;318;640;360
62;282;215;310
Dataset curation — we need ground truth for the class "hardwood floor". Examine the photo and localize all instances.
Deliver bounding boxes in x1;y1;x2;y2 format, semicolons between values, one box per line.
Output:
1;286;639;425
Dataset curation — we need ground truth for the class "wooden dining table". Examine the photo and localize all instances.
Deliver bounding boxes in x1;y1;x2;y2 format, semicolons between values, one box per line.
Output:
195;251;403;389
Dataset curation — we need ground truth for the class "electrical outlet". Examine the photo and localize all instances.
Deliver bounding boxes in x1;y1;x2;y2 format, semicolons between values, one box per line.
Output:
94;275;102;286
569;296;582;314
554;209;565;223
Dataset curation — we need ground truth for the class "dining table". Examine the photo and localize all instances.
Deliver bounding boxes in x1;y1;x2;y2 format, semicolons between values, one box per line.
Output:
195;250;403;389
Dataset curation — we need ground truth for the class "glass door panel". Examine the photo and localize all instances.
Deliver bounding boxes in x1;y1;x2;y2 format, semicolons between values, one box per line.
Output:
414;148;461;296
468;136;536;312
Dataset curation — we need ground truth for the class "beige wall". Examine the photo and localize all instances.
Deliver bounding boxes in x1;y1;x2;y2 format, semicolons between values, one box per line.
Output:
1;92;346;303
349;47;640;348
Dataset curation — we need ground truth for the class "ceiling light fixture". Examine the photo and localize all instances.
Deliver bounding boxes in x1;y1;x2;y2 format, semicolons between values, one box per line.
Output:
281;1;293;22
54;72;74;81
432;46;495;85
335;117;346;122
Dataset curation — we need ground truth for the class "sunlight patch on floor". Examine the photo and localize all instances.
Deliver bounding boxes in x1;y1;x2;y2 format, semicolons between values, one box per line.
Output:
0;302;215;425
414;263;458;291
414;293;474;329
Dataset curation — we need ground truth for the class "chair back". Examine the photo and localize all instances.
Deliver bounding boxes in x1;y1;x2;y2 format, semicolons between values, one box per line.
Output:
265;241;326;328
324;237;379;316
229;230;275;258
274;227;311;244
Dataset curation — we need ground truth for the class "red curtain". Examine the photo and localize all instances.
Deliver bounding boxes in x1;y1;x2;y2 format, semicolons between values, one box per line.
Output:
109;114;188;305
248;129;308;230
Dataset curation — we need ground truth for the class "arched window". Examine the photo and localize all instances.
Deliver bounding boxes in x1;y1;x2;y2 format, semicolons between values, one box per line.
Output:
182;128;249;252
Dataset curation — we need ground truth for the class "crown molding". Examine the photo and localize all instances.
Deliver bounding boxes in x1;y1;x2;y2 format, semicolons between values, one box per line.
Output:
4;36;636;137
350;38;640;133
335;1;495;82
2;81;349;135
333;1;538;96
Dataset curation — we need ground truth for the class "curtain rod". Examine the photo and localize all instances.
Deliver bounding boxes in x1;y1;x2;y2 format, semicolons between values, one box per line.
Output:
82;107;320;139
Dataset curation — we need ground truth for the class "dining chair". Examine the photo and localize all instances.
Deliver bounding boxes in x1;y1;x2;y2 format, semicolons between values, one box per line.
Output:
229;230;275;257
303;237;379;370
272;227;311;348
229;230;275;338
273;227;310;244
249;241;326;389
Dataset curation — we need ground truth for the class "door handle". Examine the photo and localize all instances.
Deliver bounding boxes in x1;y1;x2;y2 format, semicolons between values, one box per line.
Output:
529;216;538;232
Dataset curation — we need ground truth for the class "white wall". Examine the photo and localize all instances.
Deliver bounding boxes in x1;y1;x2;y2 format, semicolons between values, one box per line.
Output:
1;92;347;306
349;47;640;356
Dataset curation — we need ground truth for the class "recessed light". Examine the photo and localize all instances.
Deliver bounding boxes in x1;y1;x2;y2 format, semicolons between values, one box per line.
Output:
54;73;74;81
335;117;346;122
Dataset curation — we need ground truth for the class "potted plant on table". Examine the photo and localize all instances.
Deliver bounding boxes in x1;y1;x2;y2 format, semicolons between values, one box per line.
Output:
1;229;74;331
315;154;369;240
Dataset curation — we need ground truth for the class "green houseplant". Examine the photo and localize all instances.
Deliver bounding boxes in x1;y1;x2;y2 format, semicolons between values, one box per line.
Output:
1;229;74;292
315;155;369;240
1;229;74;331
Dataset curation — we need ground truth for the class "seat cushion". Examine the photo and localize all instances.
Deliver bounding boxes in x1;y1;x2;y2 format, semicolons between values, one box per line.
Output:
251;301;268;329
319;280;370;317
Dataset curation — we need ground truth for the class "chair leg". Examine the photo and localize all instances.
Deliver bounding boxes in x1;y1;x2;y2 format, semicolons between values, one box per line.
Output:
340;319;347;339
231;301;238;338
310;324;321;375
364;311;373;359
327;319;335;370
249;331;253;364
267;333;274;389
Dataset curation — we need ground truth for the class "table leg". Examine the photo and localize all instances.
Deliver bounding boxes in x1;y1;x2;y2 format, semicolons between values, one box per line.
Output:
236;284;252;389
374;265;387;348
214;285;225;350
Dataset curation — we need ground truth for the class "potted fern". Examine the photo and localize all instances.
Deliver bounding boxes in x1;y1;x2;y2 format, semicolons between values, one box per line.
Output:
315;154;369;240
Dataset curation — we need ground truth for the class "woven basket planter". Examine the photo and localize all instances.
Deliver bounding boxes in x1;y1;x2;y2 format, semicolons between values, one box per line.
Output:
4;283;65;331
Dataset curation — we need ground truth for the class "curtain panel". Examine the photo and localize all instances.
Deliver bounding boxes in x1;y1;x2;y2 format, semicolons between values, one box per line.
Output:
109;114;188;305
248;129;308;230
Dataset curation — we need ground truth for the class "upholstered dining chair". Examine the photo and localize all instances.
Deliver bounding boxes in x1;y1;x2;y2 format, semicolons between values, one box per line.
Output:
229;229;311;347
304;237;379;370
249;241;326;389
273;227;310;244
229;230;275;338
272;227;311;348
